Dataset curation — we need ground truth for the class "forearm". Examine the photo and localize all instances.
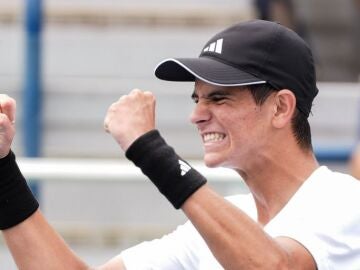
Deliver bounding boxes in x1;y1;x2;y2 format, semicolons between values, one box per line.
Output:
182;185;288;270
3;209;90;270
125;130;288;269
0;151;90;269
0;96;91;269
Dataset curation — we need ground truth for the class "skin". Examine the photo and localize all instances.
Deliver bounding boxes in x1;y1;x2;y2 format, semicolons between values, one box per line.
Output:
349;144;360;180
0;79;319;270
0;94;15;158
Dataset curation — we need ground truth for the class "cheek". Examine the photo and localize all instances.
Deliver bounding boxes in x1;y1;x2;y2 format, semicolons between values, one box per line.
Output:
228;110;266;145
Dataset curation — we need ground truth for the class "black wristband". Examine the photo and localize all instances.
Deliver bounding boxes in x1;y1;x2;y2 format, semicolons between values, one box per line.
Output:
0;151;39;230
126;130;207;209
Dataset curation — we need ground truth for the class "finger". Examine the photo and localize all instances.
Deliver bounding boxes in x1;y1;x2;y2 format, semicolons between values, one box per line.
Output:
0;94;5;113
0;113;14;132
144;91;155;102
143;91;154;98
0;95;16;124
104;122;110;133
103;115;111;133
130;88;142;94
129;88;144;98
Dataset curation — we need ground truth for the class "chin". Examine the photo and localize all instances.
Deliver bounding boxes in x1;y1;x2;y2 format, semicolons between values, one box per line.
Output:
203;153;225;168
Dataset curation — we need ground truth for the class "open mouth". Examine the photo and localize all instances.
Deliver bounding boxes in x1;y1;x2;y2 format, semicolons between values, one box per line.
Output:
202;132;226;143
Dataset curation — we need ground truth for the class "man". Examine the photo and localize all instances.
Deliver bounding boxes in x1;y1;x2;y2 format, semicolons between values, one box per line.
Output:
1;20;360;269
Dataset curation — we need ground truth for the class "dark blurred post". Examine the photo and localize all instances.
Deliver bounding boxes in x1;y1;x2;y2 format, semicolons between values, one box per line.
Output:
352;0;360;80
254;0;272;20
253;0;307;40
23;0;43;200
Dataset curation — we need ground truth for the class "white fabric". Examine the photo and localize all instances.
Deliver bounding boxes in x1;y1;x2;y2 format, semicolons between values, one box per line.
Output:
121;166;360;269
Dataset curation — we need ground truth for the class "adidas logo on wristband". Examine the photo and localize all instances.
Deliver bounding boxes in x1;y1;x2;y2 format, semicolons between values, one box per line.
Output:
126;130;207;209
179;160;191;176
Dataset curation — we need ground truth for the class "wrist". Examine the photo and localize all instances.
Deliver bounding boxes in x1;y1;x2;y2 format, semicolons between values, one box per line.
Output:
0;151;39;230
126;130;207;209
0;149;11;160
118;129;156;152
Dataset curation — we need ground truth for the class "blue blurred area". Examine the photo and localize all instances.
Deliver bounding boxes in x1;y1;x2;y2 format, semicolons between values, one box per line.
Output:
23;0;43;158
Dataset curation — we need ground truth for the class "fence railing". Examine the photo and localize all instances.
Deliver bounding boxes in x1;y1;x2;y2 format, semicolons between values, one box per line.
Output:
17;146;352;183
17;158;240;182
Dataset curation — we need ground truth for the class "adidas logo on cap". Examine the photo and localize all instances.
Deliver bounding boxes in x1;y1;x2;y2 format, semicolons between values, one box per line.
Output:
203;38;223;54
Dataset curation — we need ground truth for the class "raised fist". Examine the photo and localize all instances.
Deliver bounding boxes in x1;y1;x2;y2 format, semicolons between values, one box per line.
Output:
104;89;156;151
0;94;16;158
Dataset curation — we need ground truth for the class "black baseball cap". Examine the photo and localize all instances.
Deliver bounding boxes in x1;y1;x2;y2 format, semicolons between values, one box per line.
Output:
154;20;318;117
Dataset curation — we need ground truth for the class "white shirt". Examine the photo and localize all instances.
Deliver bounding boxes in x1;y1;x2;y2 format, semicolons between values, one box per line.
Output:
120;166;360;269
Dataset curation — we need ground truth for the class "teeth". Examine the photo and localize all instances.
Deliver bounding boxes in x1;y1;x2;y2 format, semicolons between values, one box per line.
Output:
203;133;225;143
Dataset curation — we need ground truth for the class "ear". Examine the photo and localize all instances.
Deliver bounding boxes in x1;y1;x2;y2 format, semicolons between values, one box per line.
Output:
271;89;296;128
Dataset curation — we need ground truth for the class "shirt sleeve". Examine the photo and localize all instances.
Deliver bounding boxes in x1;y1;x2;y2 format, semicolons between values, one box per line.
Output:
120;221;205;270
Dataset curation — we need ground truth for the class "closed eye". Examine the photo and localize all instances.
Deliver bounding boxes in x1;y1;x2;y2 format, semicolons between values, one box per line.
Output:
208;95;228;103
191;93;199;104
191;89;233;104
206;92;232;104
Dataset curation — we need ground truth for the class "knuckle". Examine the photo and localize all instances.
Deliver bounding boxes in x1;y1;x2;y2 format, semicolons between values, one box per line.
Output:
0;114;7;126
118;95;128;103
10;97;16;107
143;91;156;104
109;102;119;111
130;88;142;96
143;91;154;98
0;94;14;104
0;94;9;100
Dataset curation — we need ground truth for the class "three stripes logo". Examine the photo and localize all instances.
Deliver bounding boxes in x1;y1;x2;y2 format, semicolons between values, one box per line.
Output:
179;160;191;176
203;38;223;54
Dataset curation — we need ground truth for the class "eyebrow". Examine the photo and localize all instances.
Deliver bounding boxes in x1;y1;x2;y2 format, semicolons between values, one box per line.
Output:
191;88;233;100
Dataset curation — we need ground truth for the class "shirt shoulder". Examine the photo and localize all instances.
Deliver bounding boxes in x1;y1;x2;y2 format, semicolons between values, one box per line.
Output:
265;166;360;270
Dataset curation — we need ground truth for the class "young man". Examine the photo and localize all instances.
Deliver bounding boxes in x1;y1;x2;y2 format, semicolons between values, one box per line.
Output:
1;20;360;270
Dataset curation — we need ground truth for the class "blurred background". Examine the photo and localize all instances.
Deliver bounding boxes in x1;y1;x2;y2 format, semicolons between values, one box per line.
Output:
1;0;360;268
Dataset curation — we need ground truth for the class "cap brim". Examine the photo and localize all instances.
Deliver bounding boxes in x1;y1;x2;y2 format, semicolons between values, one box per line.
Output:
154;57;266;87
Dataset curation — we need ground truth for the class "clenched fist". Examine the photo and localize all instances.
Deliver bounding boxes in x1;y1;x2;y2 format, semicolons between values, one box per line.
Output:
104;89;156;151
0;94;16;158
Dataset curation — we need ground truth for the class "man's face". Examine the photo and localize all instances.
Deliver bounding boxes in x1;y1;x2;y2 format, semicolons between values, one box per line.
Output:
190;80;274;170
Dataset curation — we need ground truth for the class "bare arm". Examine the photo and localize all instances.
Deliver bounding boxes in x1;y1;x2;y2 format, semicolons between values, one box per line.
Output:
3;209;128;270
0;95;126;270
3;210;90;270
182;185;316;270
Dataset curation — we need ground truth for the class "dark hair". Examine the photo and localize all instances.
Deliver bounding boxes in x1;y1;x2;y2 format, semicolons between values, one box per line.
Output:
247;84;313;151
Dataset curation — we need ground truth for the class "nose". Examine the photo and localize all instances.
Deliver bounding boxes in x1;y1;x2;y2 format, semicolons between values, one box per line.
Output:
190;101;211;125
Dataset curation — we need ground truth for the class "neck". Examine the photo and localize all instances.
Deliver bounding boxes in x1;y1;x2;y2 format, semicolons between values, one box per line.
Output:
236;146;318;226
